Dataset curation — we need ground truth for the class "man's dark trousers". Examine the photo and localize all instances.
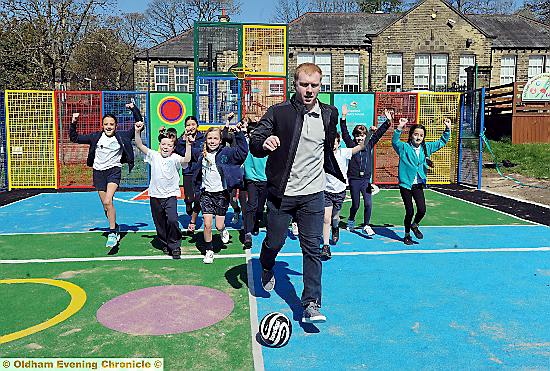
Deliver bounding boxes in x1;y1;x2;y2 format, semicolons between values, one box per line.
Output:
260;191;324;307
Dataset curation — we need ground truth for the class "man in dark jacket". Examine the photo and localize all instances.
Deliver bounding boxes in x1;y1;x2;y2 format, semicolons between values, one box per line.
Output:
249;63;344;324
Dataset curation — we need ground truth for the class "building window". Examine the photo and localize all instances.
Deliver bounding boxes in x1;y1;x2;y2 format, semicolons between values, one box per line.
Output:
432;54;448;89
344;53;360;92
154;65;169;91
459;55;476;86
414;55;430;89
198;80;209;95
269;54;284;74
174;66;189;92
269;55;285;95
386;53;402;92
296;52;332;91
528;55;547;79
500;55;516;84
414;54;448;90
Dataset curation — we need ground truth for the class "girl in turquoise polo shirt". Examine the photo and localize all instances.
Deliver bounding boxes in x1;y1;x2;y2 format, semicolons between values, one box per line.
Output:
392;117;452;245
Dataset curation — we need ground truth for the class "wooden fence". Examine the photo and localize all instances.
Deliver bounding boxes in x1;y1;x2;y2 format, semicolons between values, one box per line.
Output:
485;82;550;144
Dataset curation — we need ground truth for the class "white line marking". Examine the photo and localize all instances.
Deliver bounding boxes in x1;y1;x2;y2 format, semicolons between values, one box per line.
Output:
2;246;549;265
428;189;544;226
0;254;247;264
478;187;550;209
246;248;264;371
0;193;42;208
0;224;545;237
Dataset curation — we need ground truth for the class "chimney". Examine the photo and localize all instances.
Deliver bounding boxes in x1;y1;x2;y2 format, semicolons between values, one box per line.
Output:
218;8;230;22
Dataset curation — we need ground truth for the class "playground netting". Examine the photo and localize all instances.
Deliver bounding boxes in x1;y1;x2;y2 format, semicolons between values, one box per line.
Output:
0;88;486;191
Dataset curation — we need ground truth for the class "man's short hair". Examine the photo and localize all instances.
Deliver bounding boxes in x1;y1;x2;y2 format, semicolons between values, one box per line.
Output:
294;63;323;82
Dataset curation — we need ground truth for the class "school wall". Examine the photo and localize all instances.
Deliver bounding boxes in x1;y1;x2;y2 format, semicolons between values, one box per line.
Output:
134;60;195;92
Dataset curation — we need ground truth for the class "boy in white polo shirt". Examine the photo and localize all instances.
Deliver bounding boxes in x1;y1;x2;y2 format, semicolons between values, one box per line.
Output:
134;121;192;259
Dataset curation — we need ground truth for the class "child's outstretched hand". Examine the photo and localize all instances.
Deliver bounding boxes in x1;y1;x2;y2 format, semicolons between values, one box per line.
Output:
158;125;166;133
71;113;80;123
397;117;408;130
384;108;394;122
135;121;144;132
226;112;235;125
444;118;452;130
341;104;348;118
125;102;135;109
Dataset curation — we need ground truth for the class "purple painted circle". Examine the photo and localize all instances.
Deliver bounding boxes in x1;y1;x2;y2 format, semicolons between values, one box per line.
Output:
96;285;234;335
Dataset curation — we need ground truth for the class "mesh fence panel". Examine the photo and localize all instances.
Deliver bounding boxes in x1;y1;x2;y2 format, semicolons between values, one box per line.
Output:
6;90;57;189
243;25;286;76
417;92;461;184
373;93;418;184
102;91;149;188
458;89;484;187
56;91;102;188
0;92;6;191
195;23;241;75
243;77;286;118
196;77;241;127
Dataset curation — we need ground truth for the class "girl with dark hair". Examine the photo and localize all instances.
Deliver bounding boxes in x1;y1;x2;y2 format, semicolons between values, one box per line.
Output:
191;126;248;263
340;104;391;235
69;103;142;249
392;117;453;245
173;115;205;234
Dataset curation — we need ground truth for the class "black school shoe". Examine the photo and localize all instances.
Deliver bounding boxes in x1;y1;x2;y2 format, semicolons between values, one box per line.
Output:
331;226;340;244
320;244;332;261
403;234;414;245
410;223;424;239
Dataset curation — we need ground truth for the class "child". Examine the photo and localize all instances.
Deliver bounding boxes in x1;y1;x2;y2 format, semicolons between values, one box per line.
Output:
173;116;205;235
242;119;268;249
340;104;392;235
392;117;452;245
192;125;248;263
69;103;142;248
135;122;192;259
222;112;247;226
320;108;394;260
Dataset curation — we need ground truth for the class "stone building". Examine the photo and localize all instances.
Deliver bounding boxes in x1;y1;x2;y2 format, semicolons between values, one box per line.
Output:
133;0;550;93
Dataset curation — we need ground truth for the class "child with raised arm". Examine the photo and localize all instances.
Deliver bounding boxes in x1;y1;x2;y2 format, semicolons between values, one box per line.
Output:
169;115;205;235
392;117;452;245
135;122;192;259
191;125;248;264
69;103;142;249
340;104;392;235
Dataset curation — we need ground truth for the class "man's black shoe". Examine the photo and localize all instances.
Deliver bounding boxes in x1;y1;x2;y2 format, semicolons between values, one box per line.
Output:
331;226;339;244
320;244;332;261
411;223;423;239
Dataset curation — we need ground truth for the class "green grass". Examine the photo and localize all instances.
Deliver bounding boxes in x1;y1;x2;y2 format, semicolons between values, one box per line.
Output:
1;259;253;370
485;138;550;179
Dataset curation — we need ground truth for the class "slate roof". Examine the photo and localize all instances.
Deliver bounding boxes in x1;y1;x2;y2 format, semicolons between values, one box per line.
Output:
466;14;550;48
135;12;550;60
288;12;400;46
135;28;194;60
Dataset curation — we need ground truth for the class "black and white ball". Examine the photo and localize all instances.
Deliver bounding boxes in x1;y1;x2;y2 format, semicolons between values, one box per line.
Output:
259;312;292;347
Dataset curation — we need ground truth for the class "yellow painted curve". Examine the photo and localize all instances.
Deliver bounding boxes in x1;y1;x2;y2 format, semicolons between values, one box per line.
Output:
0;278;86;344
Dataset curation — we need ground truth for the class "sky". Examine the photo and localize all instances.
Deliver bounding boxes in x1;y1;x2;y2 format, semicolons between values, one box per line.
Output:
114;0;278;23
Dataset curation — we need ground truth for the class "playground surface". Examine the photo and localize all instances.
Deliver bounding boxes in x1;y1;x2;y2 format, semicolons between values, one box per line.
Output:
1;188;549;370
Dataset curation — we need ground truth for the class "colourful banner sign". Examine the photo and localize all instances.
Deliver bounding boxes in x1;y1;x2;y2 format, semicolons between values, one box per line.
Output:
333;93;375;127
149;93;194;149
522;73;550;101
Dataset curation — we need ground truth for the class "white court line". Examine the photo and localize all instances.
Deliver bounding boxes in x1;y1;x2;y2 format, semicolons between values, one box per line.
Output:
428;188;545;226
246;248;265;371
0;253;246;264
2;246;549;265
0;193;42;209
456;183;550;210
0;224;545;237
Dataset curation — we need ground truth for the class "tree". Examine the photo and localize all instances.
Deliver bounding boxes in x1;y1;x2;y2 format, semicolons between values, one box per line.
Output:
525;0;550;23
357;0;405;13
142;0;242;44
272;0;362;23
436;0;519;14
0;0;109;88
